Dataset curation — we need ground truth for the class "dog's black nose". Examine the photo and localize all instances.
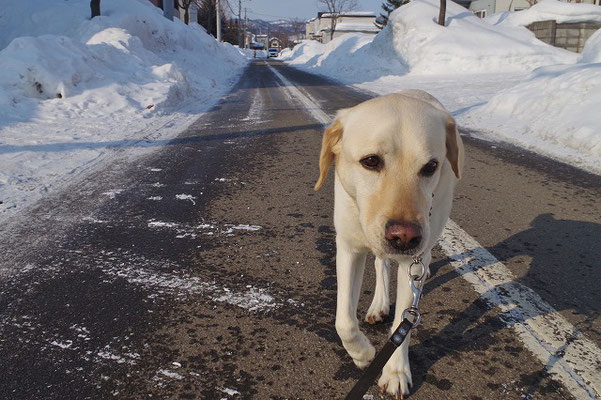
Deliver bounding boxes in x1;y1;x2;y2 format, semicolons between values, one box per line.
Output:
385;221;422;251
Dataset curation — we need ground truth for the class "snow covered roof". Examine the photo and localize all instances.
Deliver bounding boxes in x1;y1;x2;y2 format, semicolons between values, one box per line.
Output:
320;11;377;18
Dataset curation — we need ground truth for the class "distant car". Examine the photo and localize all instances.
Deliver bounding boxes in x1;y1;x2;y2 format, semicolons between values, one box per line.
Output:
267;48;279;58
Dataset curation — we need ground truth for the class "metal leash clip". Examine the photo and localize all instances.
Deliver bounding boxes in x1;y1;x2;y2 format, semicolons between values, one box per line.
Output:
401;256;426;328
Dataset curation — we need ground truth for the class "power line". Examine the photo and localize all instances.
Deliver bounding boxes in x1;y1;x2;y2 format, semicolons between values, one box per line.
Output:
221;0;237;16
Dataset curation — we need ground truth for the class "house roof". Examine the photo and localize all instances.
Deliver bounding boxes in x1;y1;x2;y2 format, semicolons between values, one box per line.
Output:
320;11;377;18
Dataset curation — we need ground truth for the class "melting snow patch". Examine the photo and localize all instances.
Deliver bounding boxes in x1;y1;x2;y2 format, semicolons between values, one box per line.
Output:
151;182;166;188
149;168;162;172
82;216;108;224
158;369;184;380
175;194;197;205
99;252;282;313
145;220;261;238
96;346;138;365
214;287;277;312
147;196;163;201
148;220;179;229
50;340;73;349
101;190;123;199
219;387;241;397
223;224;262;234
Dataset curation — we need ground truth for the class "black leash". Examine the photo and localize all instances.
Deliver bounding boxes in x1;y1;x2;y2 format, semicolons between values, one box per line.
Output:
345;318;414;400
344;256;427;400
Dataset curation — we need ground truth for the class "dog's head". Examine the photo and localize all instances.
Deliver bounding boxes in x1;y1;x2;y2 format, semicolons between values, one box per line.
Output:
315;91;464;259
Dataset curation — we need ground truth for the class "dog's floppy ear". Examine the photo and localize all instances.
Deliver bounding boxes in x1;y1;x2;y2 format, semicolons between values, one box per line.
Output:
445;116;464;179
314;117;344;190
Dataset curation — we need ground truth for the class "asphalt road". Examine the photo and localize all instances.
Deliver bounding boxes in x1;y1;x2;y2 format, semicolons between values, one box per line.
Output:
0;59;600;400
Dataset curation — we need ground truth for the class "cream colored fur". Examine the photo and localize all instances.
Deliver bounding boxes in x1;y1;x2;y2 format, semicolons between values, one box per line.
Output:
315;90;464;398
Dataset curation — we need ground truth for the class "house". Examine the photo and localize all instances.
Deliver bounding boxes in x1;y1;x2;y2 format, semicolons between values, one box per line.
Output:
255;34;269;49
269;37;283;49
469;0;601;18
306;11;378;43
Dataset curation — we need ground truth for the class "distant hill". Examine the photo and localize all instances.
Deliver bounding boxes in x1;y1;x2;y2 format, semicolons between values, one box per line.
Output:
246;19;297;35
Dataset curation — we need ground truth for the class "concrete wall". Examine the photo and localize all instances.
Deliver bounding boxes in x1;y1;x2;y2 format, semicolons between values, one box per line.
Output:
527;20;601;52
469;0;532;17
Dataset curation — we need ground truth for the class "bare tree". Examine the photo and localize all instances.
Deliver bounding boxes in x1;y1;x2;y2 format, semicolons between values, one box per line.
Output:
289;17;307;43
317;0;358;41
90;0;101;19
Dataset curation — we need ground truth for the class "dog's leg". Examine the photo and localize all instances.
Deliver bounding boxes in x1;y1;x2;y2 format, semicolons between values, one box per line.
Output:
365;257;390;324
335;239;375;369
378;251;432;398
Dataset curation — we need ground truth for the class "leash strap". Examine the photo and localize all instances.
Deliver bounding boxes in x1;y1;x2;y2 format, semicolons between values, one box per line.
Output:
344;318;414;400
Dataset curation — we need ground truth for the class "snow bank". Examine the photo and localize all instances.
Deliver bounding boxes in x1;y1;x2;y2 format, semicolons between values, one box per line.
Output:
0;0;246;222
0;0;244;119
489;0;601;27
386;0;576;74
462;62;601;174
282;0;575;78
461;5;601;174
280;32;407;82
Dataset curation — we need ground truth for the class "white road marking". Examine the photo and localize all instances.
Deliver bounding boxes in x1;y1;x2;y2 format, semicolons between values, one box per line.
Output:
440;220;601;399
241;89;263;122
271;65;601;398
267;64;331;125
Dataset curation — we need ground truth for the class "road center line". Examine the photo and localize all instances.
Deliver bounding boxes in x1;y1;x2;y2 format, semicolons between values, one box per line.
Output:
440;220;600;399
267;64;331;125
269;63;601;399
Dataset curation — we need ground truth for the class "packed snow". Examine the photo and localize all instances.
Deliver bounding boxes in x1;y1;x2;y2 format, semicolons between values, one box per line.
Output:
281;0;601;174
0;0;247;222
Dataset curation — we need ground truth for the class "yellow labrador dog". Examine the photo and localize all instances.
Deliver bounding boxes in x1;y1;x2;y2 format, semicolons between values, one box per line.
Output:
315;90;463;398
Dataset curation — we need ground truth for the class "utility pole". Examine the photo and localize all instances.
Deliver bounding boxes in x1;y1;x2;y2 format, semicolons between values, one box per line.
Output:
216;0;222;42
244;8;248;48
238;0;243;48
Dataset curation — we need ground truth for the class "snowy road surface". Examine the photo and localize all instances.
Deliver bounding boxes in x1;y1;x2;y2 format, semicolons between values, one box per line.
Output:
0;59;600;399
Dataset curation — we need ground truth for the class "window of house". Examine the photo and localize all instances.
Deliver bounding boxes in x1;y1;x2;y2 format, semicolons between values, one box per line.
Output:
474;10;486;18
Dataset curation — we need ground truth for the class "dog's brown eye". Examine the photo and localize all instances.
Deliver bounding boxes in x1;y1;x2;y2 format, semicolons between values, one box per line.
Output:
420;160;438;177
360;155;382;171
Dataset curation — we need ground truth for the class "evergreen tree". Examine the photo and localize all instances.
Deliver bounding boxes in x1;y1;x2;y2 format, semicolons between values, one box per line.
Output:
375;0;409;29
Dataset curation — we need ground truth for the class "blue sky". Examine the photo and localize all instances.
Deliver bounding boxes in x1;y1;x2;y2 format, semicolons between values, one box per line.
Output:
241;0;384;21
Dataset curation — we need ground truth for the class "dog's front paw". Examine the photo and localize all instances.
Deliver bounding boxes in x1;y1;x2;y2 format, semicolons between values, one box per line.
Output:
378;362;412;398
342;334;375;369
351;341;375;369
337;323;376;369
